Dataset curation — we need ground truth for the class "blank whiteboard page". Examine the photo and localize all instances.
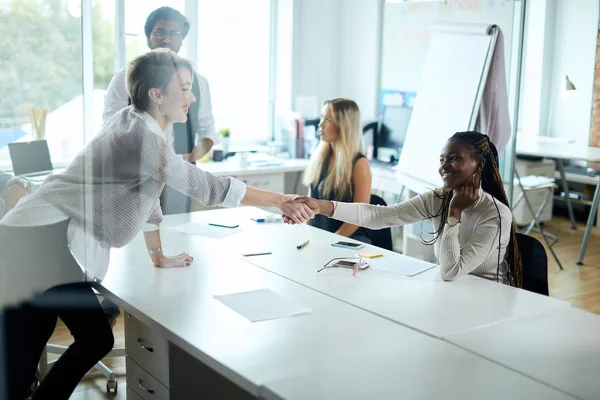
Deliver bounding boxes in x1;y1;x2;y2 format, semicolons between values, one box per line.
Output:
397;23;494;187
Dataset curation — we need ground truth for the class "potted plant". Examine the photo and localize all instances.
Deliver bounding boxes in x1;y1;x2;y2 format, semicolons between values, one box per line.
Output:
219;127;231;155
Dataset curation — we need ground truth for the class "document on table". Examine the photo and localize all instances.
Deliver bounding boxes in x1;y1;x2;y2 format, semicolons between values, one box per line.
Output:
214;289;311;322
167;222;241;239
370;258;436;277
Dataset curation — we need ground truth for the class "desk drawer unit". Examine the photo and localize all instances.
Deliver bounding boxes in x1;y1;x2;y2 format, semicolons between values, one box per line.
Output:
127;385;144;400
235;173;284;193
126;357;170;400
125;313;170;388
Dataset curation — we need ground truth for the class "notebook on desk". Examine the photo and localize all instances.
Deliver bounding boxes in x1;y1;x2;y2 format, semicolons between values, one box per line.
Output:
8;140;53;177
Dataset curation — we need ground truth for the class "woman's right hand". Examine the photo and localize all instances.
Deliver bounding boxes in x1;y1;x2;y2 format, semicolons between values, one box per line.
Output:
154;253;194;268
282;197;330;224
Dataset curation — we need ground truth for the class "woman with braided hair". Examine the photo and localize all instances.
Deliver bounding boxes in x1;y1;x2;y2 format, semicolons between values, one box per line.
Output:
291;131;523;287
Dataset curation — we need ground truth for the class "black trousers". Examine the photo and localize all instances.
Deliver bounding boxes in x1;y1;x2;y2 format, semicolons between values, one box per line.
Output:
2;282;114;400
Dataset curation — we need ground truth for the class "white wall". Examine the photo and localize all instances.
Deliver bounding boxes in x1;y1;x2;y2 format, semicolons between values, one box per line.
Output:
547;0;598;142
291;0;382;121
337;0;382;121
518;0;550;135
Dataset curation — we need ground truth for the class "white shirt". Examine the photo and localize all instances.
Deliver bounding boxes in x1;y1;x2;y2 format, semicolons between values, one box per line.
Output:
102;67;222;149
332;189;513;284
1;108;246;305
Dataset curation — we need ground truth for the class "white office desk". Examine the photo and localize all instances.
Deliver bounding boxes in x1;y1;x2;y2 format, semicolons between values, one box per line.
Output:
516;137;600;265
102;233;434;397
445;307;600;400
100;211;577;400
260;351;576;400
198;155;309;177
165;207;570;338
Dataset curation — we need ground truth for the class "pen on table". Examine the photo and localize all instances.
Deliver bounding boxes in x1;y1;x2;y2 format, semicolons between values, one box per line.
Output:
242;252;272;257
296;240;310;250
254;216;281;223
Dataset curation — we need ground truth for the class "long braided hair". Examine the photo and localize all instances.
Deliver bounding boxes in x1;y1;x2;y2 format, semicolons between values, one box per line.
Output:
421;131;522;287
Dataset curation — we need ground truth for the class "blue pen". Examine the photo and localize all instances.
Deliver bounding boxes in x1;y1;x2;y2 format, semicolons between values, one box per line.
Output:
253;216;281;223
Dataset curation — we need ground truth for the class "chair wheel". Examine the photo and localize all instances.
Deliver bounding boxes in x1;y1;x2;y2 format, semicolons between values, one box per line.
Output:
30;370;40;392
106;379;118;394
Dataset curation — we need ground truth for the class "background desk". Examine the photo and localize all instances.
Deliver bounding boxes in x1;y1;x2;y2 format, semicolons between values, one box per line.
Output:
192;156;309;214
197;156;309;192
516;138;600;265
99;208;580;399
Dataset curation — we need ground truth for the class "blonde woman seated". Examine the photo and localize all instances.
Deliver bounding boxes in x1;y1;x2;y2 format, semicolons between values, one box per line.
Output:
303;98;372;243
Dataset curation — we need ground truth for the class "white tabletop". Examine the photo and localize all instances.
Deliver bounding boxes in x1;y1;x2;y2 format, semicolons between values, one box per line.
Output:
261;347;577;400
516;136;600;162
444;307;600;400
197;155;309;177
101;227;442;396
100;210;579;400
161;208;570;338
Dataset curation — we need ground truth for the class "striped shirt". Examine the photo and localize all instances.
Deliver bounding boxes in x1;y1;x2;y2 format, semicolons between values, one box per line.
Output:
1;107;246;284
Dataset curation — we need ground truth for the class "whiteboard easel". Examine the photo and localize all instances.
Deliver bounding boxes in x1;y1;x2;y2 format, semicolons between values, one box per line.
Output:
396;22;499;190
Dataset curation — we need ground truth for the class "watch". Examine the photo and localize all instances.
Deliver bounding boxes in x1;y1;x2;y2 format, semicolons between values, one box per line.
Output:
147;247;162;255
447;216;460;227
6;176;31;192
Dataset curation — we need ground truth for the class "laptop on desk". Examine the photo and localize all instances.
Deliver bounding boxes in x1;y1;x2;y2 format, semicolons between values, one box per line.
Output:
8;140;54;177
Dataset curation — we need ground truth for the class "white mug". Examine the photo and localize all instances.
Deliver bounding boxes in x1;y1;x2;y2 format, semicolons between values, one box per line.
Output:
239;152;248;168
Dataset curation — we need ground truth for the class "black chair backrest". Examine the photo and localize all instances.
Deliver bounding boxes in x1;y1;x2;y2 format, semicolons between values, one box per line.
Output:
516;233;549;296
366;194;394;251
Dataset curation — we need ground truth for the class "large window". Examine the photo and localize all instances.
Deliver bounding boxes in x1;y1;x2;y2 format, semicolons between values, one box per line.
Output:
196;0;272;146
0;0;84;168
0;0;291;172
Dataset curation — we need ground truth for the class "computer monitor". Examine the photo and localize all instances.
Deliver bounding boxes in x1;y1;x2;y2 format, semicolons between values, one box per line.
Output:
8;140;53;176
378;105;413;149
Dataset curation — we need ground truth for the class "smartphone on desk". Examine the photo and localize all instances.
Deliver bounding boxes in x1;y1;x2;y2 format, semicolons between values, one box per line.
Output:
333;260;369;270
331;241;365;250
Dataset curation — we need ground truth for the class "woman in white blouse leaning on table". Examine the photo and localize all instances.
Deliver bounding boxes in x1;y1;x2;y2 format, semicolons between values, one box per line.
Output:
0;49;314;400
290;131;523;287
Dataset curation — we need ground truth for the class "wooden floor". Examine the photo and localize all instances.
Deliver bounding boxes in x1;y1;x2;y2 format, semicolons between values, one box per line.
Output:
46;215;600;398
537;216;600;314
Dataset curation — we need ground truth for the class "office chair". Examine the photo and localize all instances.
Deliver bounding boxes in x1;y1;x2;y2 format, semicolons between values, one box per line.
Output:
516;233;549;296
0;174;124;393
366;194;394;251
304;117;320;135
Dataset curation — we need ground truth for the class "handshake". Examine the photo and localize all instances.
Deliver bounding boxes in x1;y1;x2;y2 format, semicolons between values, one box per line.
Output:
279;196;334;224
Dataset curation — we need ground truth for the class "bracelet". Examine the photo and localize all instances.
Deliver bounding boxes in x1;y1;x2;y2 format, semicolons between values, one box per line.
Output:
147;247;162;255
6;177;31;192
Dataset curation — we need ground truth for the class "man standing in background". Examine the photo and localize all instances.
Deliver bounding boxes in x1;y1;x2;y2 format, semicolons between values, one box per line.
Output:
103;6;221;214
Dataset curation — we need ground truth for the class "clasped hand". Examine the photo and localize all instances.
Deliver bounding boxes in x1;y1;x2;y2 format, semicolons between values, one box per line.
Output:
282;196;321;224
279;195;316;224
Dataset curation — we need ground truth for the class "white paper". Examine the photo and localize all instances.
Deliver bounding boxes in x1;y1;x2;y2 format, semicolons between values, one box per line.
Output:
370;259;436;277
167;222;241;239
515;175;555;189
214;289;311;322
